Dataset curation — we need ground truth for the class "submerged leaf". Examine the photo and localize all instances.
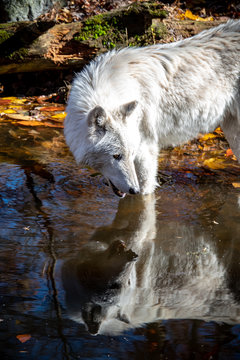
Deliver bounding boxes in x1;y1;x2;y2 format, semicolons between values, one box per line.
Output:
16;334;31;343
203;158;226;170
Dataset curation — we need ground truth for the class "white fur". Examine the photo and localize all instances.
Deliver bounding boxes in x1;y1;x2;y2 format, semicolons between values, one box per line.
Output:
65;20;240;195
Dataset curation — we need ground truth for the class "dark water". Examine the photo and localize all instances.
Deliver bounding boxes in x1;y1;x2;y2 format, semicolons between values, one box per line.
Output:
0;122;240;359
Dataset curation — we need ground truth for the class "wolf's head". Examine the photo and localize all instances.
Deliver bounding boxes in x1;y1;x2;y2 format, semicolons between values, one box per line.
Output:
65;100;141;197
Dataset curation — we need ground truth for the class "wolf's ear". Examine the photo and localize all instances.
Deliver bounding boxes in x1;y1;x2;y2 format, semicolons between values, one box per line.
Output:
120;100;138;118
87;105;107;134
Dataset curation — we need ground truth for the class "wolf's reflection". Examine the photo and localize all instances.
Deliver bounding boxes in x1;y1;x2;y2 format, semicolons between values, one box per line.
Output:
62;193;240;335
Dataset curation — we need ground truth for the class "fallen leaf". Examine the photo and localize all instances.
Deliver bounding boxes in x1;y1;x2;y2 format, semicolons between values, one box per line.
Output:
0;98;12;105
43;122;64;128
9;129;19;138
39;106;65;112
5;113;34;121
2;109;17;114
203;158;226;170
51;112;67;120
8;105;24;109
1;97;27;105
232;182;240;188
200;133;218;142
41;141;53;149
16;120;64;128
184;9;214;22
226;149;234;157
16;334;31;343
16;120;43;126
214;127;224;135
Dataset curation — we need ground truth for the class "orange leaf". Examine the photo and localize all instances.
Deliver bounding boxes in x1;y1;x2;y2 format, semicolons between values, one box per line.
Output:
16;120;43;126
0;98;12;105
16;120;64;128
39;106;65;112
232;182;240;188
214;127;223;135
16;334;31;343
226;149;234;157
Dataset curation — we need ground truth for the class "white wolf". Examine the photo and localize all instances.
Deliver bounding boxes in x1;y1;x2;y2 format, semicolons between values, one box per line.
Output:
64;20;240;196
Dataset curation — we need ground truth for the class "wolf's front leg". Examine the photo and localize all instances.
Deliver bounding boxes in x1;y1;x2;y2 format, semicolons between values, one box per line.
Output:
134;145;159;195
222;107;240;162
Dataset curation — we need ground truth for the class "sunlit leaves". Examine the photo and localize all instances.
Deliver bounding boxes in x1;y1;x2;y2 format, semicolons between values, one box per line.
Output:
0;96;66;128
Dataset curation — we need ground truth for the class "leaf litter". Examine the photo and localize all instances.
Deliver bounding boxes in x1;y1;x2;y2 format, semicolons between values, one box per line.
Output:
0;95;239;189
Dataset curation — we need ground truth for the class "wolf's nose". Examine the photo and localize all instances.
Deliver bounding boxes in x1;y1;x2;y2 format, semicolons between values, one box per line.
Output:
129;187;139;195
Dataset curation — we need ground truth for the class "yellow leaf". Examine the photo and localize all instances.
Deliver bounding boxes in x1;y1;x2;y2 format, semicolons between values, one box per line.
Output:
1;97;17;101
184;9;198;20
8;105;24;109
203;158;225;170
184;9;213;22
51;112;67;120
199;133;218;141
2;109;17;114
232;182;240;188
13;99;28;104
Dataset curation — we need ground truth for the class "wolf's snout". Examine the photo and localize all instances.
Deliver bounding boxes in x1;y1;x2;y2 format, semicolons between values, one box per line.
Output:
129;187;139;195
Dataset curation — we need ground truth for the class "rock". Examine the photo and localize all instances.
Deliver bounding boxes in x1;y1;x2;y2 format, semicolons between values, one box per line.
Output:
0;0;67;22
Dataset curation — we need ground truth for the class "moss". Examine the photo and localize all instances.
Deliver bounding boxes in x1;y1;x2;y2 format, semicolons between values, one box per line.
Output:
149;9;168;18
8;47;29;61
74;1;169;50
0;29;11;45
74;14;122;49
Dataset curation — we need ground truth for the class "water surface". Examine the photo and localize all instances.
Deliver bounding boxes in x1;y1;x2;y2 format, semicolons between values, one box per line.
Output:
0;115;240;359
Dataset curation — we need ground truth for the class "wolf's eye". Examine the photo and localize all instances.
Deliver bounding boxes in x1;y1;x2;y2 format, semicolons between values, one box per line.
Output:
113;154;122;161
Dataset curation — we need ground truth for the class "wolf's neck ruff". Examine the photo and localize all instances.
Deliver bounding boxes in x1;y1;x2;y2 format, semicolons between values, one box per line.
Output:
64;20;240;196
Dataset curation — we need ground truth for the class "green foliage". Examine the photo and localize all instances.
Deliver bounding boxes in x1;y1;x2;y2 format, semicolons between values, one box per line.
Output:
0;30;11;45
8;47;28;61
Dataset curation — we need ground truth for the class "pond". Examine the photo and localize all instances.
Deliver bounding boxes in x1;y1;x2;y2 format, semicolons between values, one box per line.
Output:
0;98;240;359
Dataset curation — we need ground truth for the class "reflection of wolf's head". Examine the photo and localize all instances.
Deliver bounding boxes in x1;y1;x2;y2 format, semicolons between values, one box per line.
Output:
62;194;240;335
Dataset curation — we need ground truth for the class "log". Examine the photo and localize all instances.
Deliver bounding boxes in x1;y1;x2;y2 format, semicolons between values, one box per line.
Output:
0;2;224;76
